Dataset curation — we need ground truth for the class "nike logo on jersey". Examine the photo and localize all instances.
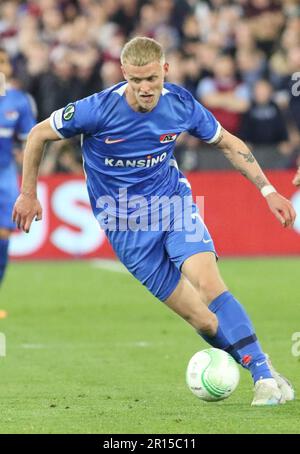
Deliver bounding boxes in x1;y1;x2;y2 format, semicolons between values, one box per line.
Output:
203;238;212;244
105;137;126;144
160;133;177;143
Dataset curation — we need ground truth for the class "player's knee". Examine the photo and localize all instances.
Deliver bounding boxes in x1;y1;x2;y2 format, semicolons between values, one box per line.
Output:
0;229;11;239
194;279;216;305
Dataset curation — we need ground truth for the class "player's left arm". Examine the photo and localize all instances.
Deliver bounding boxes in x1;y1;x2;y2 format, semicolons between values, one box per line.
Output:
212;127;296;228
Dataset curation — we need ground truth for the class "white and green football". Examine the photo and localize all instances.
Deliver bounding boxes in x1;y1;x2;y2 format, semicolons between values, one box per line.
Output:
186;348;240;401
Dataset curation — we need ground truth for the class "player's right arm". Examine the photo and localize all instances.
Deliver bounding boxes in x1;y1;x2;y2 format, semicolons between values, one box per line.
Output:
13;94;101;233
12;119;60;233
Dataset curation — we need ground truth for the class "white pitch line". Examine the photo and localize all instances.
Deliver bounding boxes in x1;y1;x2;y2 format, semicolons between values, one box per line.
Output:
115;341;152;348
21;344;45;349
133;341;151;348
91;259;128;273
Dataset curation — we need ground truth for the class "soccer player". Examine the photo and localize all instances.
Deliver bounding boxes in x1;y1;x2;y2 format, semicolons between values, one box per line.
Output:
0;48;36;287
13;37;296;406
293;167;300;186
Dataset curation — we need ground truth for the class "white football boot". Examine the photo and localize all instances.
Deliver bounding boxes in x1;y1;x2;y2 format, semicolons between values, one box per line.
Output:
265;354;295;402
251;378;284;406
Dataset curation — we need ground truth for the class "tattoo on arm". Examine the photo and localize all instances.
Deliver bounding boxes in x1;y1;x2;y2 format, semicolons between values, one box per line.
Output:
223;150;248;177
237;150;255;163
220;140;268;187
254;175;268;189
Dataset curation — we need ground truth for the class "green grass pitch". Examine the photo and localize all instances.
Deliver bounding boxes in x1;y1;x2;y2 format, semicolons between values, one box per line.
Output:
0;258;299;434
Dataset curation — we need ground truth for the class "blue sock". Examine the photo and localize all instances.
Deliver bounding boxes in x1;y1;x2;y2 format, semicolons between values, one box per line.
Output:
199;291;272;383
0;238;9;285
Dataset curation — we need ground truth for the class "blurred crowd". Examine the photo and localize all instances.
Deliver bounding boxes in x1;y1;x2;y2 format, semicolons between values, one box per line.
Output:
1;0;300;173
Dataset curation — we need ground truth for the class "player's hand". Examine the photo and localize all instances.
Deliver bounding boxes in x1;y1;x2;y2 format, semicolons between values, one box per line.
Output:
265;192;296;228
12;193;42;233
292;168;300;187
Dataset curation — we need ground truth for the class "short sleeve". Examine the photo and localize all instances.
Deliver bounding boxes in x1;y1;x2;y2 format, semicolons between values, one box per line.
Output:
15;93;36;140
188;96;221;143
50;95;100;139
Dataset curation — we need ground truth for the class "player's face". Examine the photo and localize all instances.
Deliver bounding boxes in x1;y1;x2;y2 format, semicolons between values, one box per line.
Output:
0;51;12;79
122;60;169;112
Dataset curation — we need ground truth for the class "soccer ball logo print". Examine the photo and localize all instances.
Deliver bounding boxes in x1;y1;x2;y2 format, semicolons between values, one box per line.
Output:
186;348;240;401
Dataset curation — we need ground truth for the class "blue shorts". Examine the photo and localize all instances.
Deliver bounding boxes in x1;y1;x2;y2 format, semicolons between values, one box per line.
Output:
105;183;216;302
0;162;18;230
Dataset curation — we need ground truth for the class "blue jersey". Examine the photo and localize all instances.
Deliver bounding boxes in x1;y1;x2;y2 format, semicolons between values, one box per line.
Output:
50;82;220;218
0;87;36;168
50;82;220;301
0;87;36;229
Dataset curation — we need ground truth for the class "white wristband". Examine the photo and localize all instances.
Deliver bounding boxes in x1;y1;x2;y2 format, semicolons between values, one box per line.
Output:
261;185;277;197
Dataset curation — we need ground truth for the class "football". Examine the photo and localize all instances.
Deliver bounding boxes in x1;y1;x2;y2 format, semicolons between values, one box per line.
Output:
186;348;240;401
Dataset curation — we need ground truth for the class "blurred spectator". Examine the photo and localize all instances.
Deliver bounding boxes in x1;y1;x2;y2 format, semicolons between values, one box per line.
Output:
108;0;140;36
241;79;288;146
288;47;300;133
234;20;257;51
100;60;123;89
243;0;284;56
197;44;219;77
0;0;298;172
70;45;101;99
166;50;185;86
24;45;79;120
236;48;267;89
197;54;250;135
0;0;19;57
40;140;83;175
182;54;202;98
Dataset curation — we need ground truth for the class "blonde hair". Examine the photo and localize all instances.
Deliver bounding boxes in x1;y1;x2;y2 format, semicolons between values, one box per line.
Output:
121;37;165;66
